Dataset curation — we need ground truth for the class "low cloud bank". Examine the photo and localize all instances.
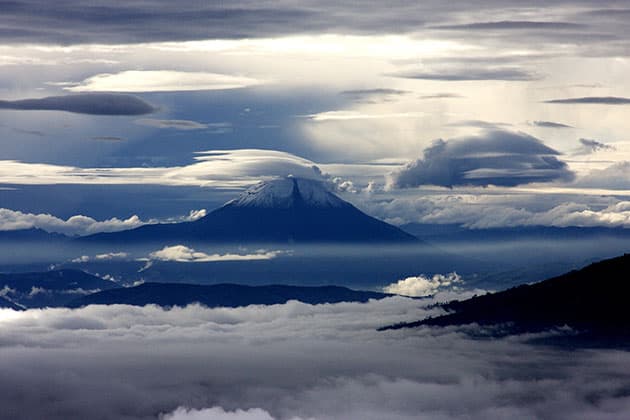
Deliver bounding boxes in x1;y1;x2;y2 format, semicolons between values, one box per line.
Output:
367;194;630;229
1;296;630;419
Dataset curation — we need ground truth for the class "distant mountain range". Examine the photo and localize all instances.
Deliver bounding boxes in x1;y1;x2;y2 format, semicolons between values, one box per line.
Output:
0;228;69;243
382;253;630;341
67;282;391;308
82;177;416;243
0;269;117;308
400;223;630;242
0;268;393;309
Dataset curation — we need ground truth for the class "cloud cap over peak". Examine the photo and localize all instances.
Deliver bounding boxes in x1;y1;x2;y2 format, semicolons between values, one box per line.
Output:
0;94;156;115
390;130;574;188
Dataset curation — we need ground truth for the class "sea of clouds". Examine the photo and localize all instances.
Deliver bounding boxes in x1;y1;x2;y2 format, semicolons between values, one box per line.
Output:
1;295;630;420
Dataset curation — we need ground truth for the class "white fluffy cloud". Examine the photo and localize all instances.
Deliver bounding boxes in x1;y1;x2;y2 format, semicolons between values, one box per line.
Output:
383;272;462;297
147;245;284;263
0;208;145;236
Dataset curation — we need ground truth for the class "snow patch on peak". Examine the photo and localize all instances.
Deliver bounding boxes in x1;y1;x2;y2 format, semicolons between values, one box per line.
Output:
229;177;348;209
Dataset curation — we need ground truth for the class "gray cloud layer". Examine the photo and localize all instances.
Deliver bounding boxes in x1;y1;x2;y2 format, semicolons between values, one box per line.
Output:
432;20;585;30
390;130;574;188
0;94;156;115
0;1;626;52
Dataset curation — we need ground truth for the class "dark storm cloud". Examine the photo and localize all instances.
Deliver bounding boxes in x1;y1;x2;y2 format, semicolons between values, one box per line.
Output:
531;120;573;128
432;20;585;30
580;138;615;151
544;96;630;104
574;138;616;155
0;94;156;115
392;67;539;81
390;130;574;188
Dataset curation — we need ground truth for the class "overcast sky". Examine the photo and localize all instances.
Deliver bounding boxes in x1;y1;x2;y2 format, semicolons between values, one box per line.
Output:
0;0;629;228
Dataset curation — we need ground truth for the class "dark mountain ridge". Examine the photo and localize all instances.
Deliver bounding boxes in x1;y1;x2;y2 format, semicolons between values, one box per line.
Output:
68;282;392;308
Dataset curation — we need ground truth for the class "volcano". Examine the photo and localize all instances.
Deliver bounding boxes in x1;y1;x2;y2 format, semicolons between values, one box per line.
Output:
83;177;416;243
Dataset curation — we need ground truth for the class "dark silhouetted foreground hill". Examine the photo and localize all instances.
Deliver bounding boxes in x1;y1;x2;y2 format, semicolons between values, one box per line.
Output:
382;254;630;338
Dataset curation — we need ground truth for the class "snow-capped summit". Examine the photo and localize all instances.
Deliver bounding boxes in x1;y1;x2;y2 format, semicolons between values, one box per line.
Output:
84;176;417;243
228;177;347;209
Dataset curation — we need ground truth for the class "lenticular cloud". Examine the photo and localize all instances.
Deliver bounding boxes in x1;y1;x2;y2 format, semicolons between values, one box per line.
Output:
390;130;574;188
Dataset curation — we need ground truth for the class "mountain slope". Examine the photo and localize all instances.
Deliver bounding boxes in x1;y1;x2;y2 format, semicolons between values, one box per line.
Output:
382;254;630;336
68;282;392;308
83;177;416;243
